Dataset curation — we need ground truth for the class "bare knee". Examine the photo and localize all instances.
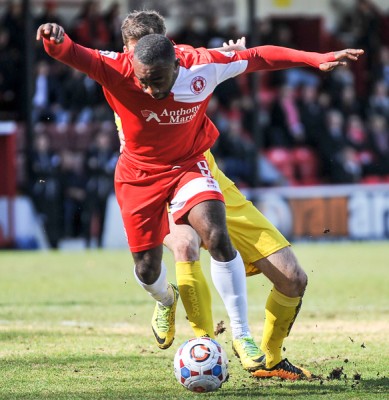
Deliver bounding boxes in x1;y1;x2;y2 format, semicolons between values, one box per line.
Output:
133;247;163;284
165;231;200;262
188;200;235;261
257;247;308;297
292;265;308;296
202;227;235;261
174;236;200;261
285;250;307;294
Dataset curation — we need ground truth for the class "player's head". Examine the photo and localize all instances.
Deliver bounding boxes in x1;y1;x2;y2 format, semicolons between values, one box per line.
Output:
121;10;166;51
133;34;179;100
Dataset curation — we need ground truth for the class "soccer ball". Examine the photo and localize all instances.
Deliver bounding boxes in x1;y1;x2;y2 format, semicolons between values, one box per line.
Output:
174;337;228;393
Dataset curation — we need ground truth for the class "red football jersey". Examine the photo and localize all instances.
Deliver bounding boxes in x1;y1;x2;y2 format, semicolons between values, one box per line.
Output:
43;35;335;175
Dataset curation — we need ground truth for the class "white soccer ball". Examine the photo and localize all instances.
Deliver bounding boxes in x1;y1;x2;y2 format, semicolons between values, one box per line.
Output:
174;337;229;393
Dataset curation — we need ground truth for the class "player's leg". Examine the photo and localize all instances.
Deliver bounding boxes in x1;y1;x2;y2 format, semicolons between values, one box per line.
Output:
115;175;178;350
187;200;262;371
164;214;215;338
170;160;261;371
251;247;311;379
223;184;310;379
132;245;179;349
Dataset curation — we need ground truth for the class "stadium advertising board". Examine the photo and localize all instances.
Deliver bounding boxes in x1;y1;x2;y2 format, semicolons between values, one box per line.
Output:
3;184;388;249
243;184;389;241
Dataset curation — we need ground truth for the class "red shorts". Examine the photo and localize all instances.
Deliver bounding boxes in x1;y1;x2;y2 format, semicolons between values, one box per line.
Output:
115;156;224;252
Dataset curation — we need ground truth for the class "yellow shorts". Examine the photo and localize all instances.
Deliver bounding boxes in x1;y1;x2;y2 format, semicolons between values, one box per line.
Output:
223;184;290;276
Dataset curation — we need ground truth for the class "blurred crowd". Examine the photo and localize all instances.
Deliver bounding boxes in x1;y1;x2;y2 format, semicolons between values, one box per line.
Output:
1;0;389;247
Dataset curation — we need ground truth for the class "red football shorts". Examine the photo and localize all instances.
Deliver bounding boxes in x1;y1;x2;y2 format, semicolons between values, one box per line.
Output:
114;157;224;252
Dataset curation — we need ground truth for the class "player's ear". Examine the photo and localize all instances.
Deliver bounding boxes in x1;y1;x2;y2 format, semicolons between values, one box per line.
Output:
125;39;137;52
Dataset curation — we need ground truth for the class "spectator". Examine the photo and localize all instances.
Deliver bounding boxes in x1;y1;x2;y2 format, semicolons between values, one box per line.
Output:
32;60;65;123
326;63;356;99
203;16;222;43
298;84;326;147
84;130;118;247
239;94;261;144
0;27;20;119
264;23;319;88
350;0;382;65
319;109;362;183
331;0;382;50
224;22;246;45
0;3;23;119
213;74;243;110
61;69;107;124
333;84;364;119
345;114;368;152
368;80;389;120
71;0;110;49
30;133;62;248
345;113;375;172
173;16;207;48
207;96;231;136
255;17;274;46
210;99;257;187
364;113;389;176
268;84;306;148
60;150;88;239
34;1;66;61
35;0;64;28
2;1;24;52
372;46;389;88
103;1;122;51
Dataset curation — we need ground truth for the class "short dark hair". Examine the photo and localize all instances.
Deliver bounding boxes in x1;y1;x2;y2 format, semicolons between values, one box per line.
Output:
121;10;166;45
134;34;175;65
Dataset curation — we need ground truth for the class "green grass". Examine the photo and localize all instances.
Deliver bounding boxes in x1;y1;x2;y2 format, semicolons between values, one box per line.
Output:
0;242;388;399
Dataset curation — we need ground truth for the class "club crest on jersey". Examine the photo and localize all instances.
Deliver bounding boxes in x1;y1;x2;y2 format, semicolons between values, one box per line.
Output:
190;76;206;94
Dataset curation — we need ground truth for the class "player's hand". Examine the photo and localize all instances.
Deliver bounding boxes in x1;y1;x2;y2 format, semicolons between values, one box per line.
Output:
223;37;246;51
319;48;364;72
36;23;65;44
118;129;125;153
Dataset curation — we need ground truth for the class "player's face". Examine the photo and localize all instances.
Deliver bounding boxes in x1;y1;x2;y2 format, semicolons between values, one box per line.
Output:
133;58;179;100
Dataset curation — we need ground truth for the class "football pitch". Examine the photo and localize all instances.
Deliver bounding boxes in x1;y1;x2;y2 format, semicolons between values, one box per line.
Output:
0;242;388;399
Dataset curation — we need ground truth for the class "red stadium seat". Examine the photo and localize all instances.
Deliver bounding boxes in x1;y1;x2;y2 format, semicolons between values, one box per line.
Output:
292;146;321;185
265;147;296;184
361;175;382;184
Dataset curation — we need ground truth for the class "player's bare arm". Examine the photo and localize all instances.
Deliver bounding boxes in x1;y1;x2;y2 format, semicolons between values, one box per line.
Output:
36;22;65;44
319;48;364;71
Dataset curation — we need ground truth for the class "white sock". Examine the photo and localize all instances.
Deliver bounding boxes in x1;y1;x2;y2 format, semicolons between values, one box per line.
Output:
134;262;174;306
210;251;250;339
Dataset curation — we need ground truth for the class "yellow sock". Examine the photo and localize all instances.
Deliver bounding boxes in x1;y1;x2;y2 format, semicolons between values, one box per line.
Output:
260;287;302;368
176;261;215;338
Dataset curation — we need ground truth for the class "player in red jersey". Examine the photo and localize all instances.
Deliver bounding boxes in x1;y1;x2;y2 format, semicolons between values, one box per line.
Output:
37;21;363;378
36;23;259;368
